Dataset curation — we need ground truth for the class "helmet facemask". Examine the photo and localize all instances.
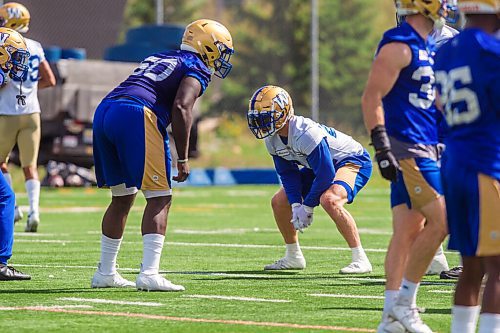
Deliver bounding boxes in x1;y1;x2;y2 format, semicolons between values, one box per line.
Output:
247;103;290;139
212;41;233;79
8;47;29;80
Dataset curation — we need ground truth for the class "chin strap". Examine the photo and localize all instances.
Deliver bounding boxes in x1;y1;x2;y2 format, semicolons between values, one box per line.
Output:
16;79;26;106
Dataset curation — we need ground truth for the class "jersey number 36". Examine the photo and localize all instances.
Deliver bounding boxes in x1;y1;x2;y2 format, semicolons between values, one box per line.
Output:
435;66;480;127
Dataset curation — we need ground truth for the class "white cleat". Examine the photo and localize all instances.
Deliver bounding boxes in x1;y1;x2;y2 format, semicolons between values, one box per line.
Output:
426;253;449;275
91;266;136;288
390;304;433;333
264;256;306;270
377;315;407;333
339;260;373;274
24;212;40;232
136;273;185;292
14;206;23;223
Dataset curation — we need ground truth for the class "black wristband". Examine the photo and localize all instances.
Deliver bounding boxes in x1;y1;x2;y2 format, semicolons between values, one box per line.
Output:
370;125;391;152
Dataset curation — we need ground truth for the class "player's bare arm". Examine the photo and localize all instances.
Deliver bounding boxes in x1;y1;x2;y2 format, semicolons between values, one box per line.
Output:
361;42;411;132
37;59;55;89
171;75;201;182
361;42;411;182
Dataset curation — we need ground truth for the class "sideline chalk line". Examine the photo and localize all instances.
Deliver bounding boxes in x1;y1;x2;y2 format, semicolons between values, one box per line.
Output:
0;306;376;332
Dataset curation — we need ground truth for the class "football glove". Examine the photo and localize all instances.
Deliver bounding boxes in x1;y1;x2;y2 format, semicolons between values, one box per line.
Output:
371;125;400;182
297;205;314;229
290;203;303;233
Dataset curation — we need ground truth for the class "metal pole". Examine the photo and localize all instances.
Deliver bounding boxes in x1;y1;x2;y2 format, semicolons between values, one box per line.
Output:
311;0;319;122
156;0;164;25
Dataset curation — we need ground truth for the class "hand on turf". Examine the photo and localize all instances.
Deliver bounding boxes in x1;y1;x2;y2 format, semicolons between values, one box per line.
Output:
296;205;314;229
375;150;400;182
173;161;190;182
290;203;303;233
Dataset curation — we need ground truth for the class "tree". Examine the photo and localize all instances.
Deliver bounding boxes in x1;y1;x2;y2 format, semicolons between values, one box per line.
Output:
219;0;386;129
121;0;396;130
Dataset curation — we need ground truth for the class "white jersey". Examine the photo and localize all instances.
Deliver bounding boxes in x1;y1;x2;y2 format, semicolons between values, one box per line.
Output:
431;25;459;50
0;38;46;115
264;115;365;169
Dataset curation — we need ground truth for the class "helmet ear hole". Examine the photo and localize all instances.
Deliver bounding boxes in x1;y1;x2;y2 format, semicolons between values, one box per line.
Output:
205;46;214;53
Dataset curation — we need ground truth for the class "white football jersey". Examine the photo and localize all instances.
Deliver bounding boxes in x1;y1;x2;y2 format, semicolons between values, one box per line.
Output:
264;116;365;169
0;38;46;115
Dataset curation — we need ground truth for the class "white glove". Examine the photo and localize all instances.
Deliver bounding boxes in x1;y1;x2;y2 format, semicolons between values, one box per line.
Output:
297;205;314;229
290;203;303;233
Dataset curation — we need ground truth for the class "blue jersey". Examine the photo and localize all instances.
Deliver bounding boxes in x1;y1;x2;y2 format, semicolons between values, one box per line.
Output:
377;22;439;145
434;29;500;179
106;50;211;129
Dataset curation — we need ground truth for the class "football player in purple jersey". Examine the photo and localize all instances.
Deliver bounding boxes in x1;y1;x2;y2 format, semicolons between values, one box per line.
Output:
90;19;234;291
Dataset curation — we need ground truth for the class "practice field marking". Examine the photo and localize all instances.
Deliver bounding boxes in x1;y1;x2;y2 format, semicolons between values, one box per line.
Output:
0;307;376;332
172;228;280;235
12;264;137;272
57;298;163;307
428;290;453;294
308;294;385;300
340;277;456;286
0;305;93;310
12;239;388;252
357;228;392;235
14;232;70;237
182;295;291;303
12;239;459;257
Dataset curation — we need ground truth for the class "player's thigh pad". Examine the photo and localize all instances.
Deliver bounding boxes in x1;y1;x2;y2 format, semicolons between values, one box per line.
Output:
443;162;500;256
17;113;41;168
0;115;21;163
391;158;442;210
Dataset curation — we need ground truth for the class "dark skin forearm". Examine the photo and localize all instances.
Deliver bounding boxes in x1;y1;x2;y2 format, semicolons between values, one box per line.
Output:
171;104;192;161
171;76;201;160
171;76;201;182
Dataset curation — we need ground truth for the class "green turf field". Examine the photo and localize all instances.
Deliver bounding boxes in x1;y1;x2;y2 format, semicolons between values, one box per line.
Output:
1;181;459;332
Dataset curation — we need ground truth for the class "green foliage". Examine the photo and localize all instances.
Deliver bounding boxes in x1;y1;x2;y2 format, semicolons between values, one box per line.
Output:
124;0;208;28
122;0;397;130
219;0;390;127
214;113;246;139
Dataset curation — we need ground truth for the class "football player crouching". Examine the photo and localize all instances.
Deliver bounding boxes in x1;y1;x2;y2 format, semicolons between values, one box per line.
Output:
247;85;373;274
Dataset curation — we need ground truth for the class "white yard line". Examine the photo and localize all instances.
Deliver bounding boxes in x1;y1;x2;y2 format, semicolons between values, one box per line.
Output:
182;295;291;303
428;290;453;294
172;228;277;235
0;307;376;332
12;238;389;252
340;277;456;286
12;264;137;271
57;297;163;307
14;232;69;237
357;228;392;235
0;305;93;310
308;294;384;299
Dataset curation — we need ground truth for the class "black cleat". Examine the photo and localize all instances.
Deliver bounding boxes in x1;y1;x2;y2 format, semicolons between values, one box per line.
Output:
0;264;31;280
440;266;463;280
